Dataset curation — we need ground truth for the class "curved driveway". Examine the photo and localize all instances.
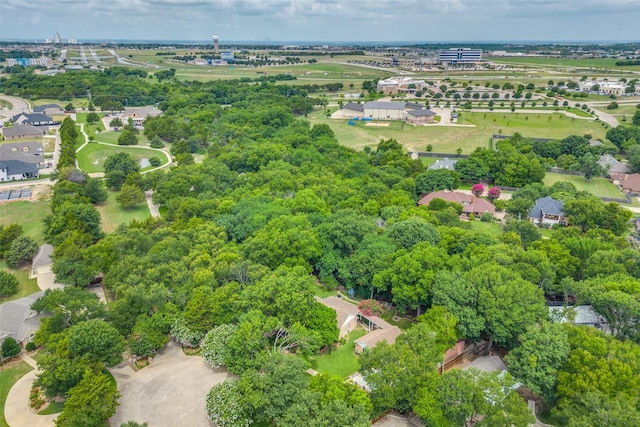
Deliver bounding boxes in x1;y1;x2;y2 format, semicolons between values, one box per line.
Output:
0;94;31;120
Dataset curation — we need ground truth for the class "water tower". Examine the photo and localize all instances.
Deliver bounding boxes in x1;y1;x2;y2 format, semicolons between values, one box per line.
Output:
213;35;219;53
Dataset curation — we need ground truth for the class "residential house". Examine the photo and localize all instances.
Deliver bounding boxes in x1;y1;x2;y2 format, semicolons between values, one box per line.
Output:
549;305;608;332
0;142;45;168
315;296;402;352
417;190;495;217
610;172;640;194
2;124;47;140
599;154;631;174
0;160;39;181
354;326;401;354
34;104;65;116
122;106;163;129
314;296;359;339
428;157;457;171
12;113;55;126
405;108;436;124
0;292;45;346
528;196;567;226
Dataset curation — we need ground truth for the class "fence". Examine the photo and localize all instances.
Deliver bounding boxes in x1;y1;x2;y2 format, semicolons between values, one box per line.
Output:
412;151;469;159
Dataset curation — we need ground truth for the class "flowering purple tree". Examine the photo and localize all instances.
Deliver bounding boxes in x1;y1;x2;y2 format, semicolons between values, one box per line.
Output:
471;183;485;197
487;187;501;201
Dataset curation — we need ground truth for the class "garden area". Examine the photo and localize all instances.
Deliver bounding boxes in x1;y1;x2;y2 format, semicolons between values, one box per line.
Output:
310;329;367;379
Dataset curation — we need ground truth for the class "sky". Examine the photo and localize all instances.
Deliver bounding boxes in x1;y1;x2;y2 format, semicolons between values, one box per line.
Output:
1;0;640;43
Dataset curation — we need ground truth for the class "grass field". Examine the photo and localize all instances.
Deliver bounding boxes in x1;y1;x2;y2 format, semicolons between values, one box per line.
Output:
310;329;367;379
76;142;166;173
96;191;151;233
0;361;34;427
543;173;625;198
311;109;606;153
491;57;640;71
594;104;640;116
0;199;51;243
0;260;40;303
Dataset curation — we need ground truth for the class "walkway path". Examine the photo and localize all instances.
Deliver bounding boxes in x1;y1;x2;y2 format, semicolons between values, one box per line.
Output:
145;191;161;218
4;354;58;427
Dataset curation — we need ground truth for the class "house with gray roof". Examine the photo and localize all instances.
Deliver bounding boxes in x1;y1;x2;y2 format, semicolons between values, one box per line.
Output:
528;196;567;226
0;291;45;346
0;160;39;181
428;157;457;170
599;154;631;174
0;141;45;167
12;112;54;126
34;104;65;116
364;101;407;120
2;124;47;140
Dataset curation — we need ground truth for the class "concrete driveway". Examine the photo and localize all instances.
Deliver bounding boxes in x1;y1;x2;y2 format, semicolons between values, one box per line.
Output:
109;340;229;427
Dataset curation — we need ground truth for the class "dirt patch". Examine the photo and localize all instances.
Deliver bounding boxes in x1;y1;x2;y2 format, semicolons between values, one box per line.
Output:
365;122;391;127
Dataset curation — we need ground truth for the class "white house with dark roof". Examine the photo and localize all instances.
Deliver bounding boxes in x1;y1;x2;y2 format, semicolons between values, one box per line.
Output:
0;160;39;181
12;112;55;126
428;157;458;170
528;196;567;226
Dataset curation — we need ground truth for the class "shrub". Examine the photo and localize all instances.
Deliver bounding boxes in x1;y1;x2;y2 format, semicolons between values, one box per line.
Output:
0;270;19;297
25;341;36;352
358;299;384;317
149;157;161;167
1;337;21;359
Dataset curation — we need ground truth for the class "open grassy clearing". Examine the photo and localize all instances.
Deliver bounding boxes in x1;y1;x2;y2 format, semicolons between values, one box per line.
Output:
76;142;166;173
0;361;34;427
594;104;640;116
95;191;150;233
491;57;640;71
0;199;50;243
0;260;40;303
311;108;606;153
310;329;367;379
543;173;625;199
468;220;504;237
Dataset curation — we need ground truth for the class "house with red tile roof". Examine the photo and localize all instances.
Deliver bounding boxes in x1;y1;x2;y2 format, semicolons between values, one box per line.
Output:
417;190;495;216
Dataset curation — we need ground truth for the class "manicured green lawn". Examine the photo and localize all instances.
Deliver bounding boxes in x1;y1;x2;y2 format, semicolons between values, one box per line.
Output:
0;199;51;243
0;260;40;303
565;107;594;118
0;361;34;427
381;310;414;330
95;191;151;233
311;329;367;379
543;173;625;199
76;143;167;173
38;401;64;415
468;220;504;237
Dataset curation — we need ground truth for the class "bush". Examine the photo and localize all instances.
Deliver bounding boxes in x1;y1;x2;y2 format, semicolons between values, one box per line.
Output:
25;341;36;351
358;299;384;317
149;137;165;148
1;337;21;359
480;212;493;222
149;157;161;167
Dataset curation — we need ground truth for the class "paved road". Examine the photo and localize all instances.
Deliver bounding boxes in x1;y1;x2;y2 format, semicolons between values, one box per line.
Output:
4;354;58;427
0;94;31;120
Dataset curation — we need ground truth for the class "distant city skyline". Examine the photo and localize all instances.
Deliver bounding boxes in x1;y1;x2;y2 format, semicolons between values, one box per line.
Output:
1;0;640;43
